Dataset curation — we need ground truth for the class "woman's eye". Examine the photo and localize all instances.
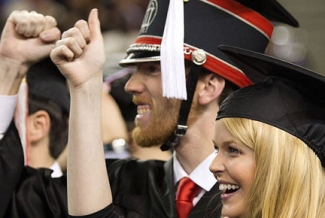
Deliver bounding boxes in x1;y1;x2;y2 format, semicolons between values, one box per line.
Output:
228;146;240;155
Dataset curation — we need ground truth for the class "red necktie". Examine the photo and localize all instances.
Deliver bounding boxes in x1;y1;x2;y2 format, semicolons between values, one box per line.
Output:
176;177;201;218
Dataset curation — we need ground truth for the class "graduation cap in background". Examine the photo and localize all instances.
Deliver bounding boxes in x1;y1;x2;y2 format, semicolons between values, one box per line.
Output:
217;45;325;167
26;57;70;116
236;0;299;27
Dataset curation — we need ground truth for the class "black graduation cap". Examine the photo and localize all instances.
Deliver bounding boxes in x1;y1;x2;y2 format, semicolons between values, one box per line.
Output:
237;0;299;27
217;45;325;167
26;57;70;116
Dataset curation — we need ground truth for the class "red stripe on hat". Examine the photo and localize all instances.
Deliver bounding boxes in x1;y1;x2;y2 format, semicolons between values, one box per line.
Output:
205;55;252;88
135;36;162;45
184;49;252;88
133;37;252;88
207;0;273;38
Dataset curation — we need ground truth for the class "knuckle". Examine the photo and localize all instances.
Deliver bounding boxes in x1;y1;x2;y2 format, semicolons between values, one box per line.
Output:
75;20;87;28
45;15;57;26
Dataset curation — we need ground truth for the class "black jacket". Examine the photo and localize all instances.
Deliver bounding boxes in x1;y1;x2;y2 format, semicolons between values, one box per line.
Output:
1;122;68;218
0;123;222;218
0;122;25;217
105;158;222;218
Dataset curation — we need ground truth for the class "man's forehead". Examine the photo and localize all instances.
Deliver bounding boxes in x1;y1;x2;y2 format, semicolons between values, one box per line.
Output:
133;62;161;71
135;61;161;67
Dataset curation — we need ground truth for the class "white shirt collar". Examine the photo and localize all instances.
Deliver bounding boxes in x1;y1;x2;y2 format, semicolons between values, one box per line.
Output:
50;161;63;178
0;95;17;140
173;151;217;192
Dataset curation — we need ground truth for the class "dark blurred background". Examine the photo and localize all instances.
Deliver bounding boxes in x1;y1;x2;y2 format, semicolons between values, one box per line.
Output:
269;0;325;75
0;0;324;76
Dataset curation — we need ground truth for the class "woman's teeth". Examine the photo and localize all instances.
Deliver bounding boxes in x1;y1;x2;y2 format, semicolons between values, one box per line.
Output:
219;184;239;191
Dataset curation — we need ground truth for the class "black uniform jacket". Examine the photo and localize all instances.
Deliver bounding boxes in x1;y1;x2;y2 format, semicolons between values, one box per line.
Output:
105;158;222;218
1;122;68;218
0;121;25;217
0;123;222;218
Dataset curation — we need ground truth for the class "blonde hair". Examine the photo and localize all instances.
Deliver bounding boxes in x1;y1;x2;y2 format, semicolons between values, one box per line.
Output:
221;118;325;218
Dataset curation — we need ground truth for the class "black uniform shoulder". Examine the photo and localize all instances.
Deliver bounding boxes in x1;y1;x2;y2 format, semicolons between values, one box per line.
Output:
107;157;166;182
5;166;68;217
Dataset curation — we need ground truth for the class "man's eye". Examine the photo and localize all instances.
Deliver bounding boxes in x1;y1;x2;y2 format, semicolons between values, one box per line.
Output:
148;66;159;73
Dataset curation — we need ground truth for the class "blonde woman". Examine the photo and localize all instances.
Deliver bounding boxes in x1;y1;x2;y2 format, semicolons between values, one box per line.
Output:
210;45;325;218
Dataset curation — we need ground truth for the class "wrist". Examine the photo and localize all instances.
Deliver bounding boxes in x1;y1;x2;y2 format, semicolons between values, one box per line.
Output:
69;74;103;94
0;57;29;95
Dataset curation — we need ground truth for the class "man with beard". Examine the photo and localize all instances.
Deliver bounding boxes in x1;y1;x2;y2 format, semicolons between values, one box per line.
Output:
51;1;300;218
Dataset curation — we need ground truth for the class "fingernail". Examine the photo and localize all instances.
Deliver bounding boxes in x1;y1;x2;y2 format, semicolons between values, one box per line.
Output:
41;32;48;38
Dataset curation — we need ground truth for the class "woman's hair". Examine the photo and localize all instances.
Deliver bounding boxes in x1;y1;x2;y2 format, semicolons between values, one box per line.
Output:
221;117;325;218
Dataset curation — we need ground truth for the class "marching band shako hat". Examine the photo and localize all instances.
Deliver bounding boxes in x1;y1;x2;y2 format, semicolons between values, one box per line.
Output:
120;0;274;94
120;0;299;99
217;45;325;167
27;57;70;116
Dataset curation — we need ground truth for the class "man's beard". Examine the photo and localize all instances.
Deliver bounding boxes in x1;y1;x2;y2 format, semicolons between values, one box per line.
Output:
132;100;180;148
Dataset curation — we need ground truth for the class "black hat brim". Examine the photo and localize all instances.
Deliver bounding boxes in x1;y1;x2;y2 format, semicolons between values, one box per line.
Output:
237;0;299;27
217;45;325;96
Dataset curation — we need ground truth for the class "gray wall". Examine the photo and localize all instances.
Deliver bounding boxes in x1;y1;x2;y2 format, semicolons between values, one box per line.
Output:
278;0;325;75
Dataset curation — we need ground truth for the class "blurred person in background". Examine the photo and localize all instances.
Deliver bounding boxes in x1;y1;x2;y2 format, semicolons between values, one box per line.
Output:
101;80;130;160
26;57;70;177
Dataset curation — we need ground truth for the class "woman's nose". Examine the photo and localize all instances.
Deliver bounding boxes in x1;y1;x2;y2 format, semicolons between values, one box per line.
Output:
209;152;226;175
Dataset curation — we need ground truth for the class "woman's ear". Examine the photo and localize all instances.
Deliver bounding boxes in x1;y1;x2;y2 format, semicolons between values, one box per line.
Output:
197;73;225;105
27;110;51;143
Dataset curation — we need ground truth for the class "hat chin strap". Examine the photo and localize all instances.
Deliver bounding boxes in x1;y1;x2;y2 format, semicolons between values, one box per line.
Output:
160;62;202;151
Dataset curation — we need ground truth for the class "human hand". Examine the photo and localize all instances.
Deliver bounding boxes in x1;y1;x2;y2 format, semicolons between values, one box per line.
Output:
50;9;105;90
0;10;60;67
0;10;60;95
51;10;110;214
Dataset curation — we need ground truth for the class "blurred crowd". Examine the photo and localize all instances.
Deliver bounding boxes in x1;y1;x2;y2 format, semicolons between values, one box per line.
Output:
0;0;312;74
0;0;148;32
0;0;149;78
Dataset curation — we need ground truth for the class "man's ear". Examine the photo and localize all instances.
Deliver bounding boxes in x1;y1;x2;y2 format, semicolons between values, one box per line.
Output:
197;73;225;105
27;110;51;143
